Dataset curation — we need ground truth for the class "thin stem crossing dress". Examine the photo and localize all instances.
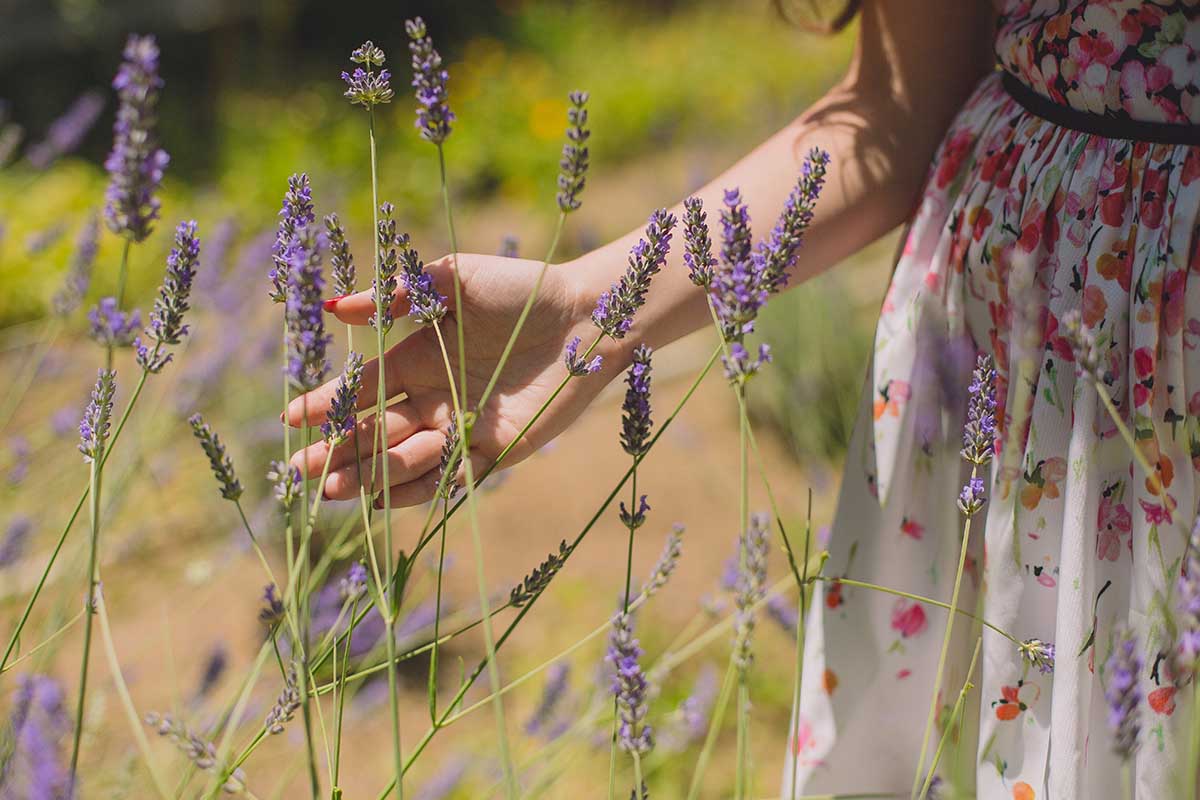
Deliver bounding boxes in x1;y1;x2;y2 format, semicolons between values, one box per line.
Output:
786;2;1200;798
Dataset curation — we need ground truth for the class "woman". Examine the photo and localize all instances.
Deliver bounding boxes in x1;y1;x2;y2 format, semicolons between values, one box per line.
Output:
287;1;1199;795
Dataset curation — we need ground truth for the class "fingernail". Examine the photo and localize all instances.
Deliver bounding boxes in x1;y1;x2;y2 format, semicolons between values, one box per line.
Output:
323;295;346;312
279;410;285;422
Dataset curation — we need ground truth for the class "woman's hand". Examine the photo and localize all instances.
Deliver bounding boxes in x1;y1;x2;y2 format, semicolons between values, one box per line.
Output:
285;252;621;507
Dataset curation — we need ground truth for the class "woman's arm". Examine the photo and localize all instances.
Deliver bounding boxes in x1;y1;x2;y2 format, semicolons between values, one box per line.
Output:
576;0;997;364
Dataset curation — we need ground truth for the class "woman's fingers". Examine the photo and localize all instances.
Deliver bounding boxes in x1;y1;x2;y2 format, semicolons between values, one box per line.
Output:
322;428;446;501
289;404;426;476
325;254;459;326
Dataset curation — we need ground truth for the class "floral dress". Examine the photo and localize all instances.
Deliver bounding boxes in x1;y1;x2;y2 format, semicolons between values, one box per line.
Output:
786;3;1200;798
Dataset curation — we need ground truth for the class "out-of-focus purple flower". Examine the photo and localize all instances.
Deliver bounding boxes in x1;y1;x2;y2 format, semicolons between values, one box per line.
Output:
607;612;653;755
259;584;285;628
618;495;650;531
765;594;798;638
144;711;247;793
398;231;447;327
189;413;241;501
733;513;769;672
194;217;237;300
592;210;676;339
659;663;718;752
2;674;72;799
51;215;99;318
722;341;771;383
682;196;716;288
642;524;684;598
957;476;986;517
324;213;356;298
342;41;394;109
0;515;32;568
193;643;228;702
78;369;116;463
87;297;141;348
557;91;590;213
104;35;169;242
371;202;400;333
405;17;454;145
284;227;330;392
1018;638;1055;675
26;90;105;170
961;355;997;466
269;174;315;304
267;461;301;514
563;336;602;377
7;436;29;486
265;663;301;735
24;224;66;256
396;601;440;645
499;235;519;258
136;219;200;373
321;352;363;446
1105;626;1142;759
620;345;653;456
339;562;368;603
50;407;75;438
1173;519;1200;678
752;148;828;294
413;755;469;800
524;662;571;738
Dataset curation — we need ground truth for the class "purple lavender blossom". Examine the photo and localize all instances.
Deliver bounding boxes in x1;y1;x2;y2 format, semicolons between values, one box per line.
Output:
284;227;331;392
371;202;400;332
592;209;676;339
321;352;363;446
87;297;141;348
2;675;72;799
619;495;650;531
339;562;368;602
259;583;285;627
325;213;356;298
269;174;315;304
563;336;602;377
397;232;447;326
752;148;829;294
193;643;228;702
557;91;590;213
957;476;986;517
765;594;799;638
719;188;752;271
607;612;653;755
710;188;765;340
405;17;454;144
620;345;653;456
189;413;241;501
961;355;997;466
499;235;519;258
659;664;718;752
681;196;716;287
733;513;770;672
50;407;75;438
0;515;32;568
1173;519;1200;677
136;219;200;373
267;461;301;514
413;756;469;800
51;215;99;318
342;41;394;108
104;35;169;242
1105;626;1142;759
722;341;771;383
27;90;105;170
78;369;116;463
1018;639;1056;675
524;662;571;738
24;224;66;256
510;540;572;608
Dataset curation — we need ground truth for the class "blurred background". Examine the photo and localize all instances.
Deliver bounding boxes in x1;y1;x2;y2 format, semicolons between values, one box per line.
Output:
0;1;896;797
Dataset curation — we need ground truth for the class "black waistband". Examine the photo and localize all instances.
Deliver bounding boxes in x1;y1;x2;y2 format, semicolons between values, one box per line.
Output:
1001;71;1200;146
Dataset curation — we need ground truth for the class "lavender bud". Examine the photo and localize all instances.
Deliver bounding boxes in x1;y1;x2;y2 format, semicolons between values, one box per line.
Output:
51;214;99;317
563;336;603;376
642;524;684;598
1105;627;1142;759
267;460;301;514
405;17;454;144
437;414;462;499
144;712;247;794
607;612;653;755
259;584;285;628
266;664;302;734
524;662;571;738
324;213;356;298
961;355;997;465
620;345;653;456
269;174;315;304
511;540;572;608
398;231;447;326
26;90;105;170
339;562;368;602
188;413;241;501
136;219;200;373
284;226;331;392
722;341;771;383
592;210;676;339
372;202;400;333
342;41;394;108
681;196;716;287
733;513;770;672
1018;638;1056;675
88;297;141;348
556;90;590;213
78;369;116;462
321;352;363;446
957;476;986;517
619;495;650;530
104;35;169;242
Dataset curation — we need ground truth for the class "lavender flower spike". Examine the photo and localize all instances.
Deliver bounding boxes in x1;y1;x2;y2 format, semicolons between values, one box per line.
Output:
1018;638;1056;675
4;675;73;799
0;515;33;568
563;336;602;376
592;209;677;339
710;188;765;340
620;344;653;456
26;90;105;170
144;712;247;794
189;413;242;501
723;341;771;383
961;354;997;465
340;562;368;602
51;214;99;317
269;174;315;304
524;662;570;737
284;227;331;392
88;296;141;348
754;147;829;293
342;41;394;108
136;219;201;373
322;351;364;446
104;34;169;242
681;196;716;288
607;612;653;755
78;369;116;462
1173;517;1200;678
957;476;986;517
372;202;400;333
642;524;684;598
557;90;590;213
1105;626;1142;759
405;17;454;144
267;460;301;514
733;513;770;672
397;232;447;326
437;413;462;499
265;663;301;734
325;213;356;298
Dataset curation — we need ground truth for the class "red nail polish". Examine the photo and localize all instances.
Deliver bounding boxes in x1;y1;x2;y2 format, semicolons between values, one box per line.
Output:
323;295;346;312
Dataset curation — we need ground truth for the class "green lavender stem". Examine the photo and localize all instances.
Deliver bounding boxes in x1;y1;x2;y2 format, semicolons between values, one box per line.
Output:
917;637;981;799
68;439;104;782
